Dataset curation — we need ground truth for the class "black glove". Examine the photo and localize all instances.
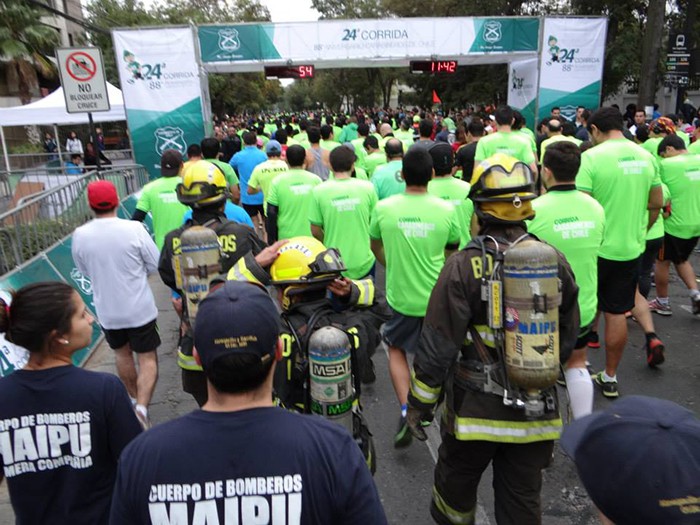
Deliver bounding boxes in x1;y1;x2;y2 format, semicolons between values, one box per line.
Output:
406;405;430;441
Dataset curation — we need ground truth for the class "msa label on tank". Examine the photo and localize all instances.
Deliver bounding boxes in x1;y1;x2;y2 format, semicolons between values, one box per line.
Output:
310;360;350;377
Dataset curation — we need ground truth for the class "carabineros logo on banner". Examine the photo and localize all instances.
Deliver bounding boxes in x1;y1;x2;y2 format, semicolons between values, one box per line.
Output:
198;25;282;63
470;18;539;53
126;99;205;180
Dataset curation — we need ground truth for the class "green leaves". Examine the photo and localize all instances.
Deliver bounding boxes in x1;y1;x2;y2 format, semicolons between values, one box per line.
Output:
0;0;59;103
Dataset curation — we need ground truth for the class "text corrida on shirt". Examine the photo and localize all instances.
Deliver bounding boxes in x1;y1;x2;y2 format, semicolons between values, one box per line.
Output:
0;411;92;477
149;475;303;524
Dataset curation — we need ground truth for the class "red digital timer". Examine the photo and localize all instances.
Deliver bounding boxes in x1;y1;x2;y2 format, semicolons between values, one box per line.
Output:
297;65;314;78
410;60;458;74
264;65;315;79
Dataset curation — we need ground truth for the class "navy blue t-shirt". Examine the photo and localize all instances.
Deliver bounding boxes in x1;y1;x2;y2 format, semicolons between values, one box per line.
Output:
110;407;388;524
0;366;142;524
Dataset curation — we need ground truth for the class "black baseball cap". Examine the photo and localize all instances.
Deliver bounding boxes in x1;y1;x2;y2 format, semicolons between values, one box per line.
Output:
561;395;700;525
193;281;280;372
428;142;454;176
161;149;183;176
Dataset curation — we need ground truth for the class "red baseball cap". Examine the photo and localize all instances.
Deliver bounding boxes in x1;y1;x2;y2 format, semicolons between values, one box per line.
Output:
87;180;118;210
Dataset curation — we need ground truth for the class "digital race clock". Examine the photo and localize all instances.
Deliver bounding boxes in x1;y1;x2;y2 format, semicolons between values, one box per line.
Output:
409;60;458;74
264;65;315;79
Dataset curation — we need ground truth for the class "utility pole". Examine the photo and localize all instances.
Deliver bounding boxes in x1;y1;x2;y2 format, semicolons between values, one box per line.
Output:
637;0;666;108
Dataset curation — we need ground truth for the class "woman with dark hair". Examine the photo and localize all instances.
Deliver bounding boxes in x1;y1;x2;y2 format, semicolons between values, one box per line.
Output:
0;282;142;524
84;141;112;169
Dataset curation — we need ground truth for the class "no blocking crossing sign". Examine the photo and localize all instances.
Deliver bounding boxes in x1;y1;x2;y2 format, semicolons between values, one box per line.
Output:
56;47;110;113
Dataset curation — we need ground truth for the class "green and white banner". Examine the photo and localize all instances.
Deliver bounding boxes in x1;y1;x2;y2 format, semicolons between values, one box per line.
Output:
113;27;205;179
198;18;540;70
507;58;538;131
537;18;607;122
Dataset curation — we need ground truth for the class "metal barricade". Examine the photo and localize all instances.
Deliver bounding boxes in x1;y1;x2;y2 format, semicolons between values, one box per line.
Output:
0;165;148;275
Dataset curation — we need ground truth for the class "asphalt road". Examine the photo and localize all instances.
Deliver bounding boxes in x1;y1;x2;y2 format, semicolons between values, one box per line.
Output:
1;252;698;524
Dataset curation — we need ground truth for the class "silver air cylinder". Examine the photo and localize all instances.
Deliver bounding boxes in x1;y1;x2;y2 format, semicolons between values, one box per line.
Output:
308;326;354;434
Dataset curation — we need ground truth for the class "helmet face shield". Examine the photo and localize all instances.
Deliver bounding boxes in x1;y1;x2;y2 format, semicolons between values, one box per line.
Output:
307;248;346;281
270;238;346;287
176;180;226;205
470;155;536;202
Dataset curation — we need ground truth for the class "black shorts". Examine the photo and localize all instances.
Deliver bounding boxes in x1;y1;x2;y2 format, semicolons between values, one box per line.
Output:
381;307;423;354
103;319;160;353
658;233;699;265
597;257;639;314
242;203;265;218
574;323;595;350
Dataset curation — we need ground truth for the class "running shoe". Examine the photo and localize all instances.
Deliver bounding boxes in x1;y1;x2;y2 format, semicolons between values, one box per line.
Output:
692;295;700;316
587;332;601;349
394;415;413;448
591;371;619;399
648;298;672;316
645;336;665;368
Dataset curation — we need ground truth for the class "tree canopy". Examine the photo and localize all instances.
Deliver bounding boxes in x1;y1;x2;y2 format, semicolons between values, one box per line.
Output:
75;0;696;113
0;0;60;103
84;0;278;113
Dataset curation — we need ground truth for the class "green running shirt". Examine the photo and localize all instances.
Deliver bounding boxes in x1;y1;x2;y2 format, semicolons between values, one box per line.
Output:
659;153;700;238
576;138;660;261
309;178;377;279
427;177;474;249
474;131;536;164
369;193;460;316
527;189;605;326
135;176;188;250
267;169;321;240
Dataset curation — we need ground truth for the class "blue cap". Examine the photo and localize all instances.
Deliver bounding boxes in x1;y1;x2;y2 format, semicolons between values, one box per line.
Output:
561;395;700;525
266;140;282;155
193;281;280;372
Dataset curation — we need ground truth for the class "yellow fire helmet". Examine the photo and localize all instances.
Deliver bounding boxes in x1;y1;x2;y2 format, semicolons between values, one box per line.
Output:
176;160;229;208
270;236;346;286
469;153;536;205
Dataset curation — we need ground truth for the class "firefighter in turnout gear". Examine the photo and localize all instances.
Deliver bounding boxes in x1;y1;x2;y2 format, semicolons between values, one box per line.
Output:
228;237;389;473
407;154;580;525
158;160;280;406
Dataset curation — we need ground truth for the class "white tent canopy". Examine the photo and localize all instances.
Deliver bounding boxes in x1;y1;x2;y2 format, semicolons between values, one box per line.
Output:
0;82;126;126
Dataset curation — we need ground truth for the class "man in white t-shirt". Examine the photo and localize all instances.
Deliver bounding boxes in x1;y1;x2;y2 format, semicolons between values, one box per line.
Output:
72;180;160;428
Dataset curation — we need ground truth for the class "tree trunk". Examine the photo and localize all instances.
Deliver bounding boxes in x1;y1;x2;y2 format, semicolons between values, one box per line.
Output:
637;0;666;107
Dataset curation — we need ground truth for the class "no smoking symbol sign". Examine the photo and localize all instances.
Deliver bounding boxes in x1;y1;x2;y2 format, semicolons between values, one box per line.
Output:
66;52;97;82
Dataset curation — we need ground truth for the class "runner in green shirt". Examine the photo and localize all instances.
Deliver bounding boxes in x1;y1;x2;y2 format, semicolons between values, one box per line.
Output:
394;119;416;151
575;107;664;397
309;146;377;280
426;142;474;249
132;150;188;250
363;136;387;177
648;135;700;317
247;140;289;215
371;140;406;200
442;115;456;132
201;137;240;203
319;124;340;151
266;145;321;242
641;137;662;159
369;147;460;446
351;123;370;170
539;119;582;165
474;106;537;177
526;141;604;418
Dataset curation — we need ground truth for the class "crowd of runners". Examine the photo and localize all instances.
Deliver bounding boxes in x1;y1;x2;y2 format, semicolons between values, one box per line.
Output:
0;102;699;524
